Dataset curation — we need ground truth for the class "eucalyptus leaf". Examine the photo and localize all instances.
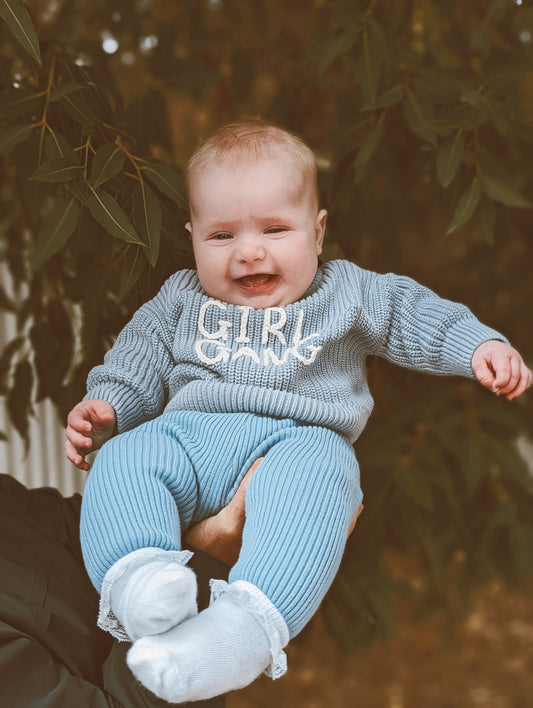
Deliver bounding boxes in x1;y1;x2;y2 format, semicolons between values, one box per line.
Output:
436;132;465;189
363;83;403;111
59;90;98;126
44;131;79;162
91;143;126;189
7;359;33;445
0;87;41;119
354;123;384;184
87;188;143;244
402;92;437;146
447;178;482;233
31;197;80;270
473;196;496;245
118;246;148;300
133;182;161;266
30;157;84;183
0;0;41;65
67;178;91;204
318;32;357;76
49;82;85;103
0;123;34;155
140;160;187;209
482;175;532;208
355;24;383;107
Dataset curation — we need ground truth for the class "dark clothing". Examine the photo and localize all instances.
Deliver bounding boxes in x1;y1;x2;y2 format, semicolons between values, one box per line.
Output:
0;474;227;707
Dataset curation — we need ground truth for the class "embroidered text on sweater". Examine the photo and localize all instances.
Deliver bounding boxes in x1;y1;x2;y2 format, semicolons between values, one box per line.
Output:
195;301;322;366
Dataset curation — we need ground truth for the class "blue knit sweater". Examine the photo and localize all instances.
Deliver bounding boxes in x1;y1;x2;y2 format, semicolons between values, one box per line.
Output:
86;260;505;443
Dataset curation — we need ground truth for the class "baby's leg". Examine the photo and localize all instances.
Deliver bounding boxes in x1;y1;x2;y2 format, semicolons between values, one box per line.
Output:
127;425;361;701
80;416;200;641
232;424;362;637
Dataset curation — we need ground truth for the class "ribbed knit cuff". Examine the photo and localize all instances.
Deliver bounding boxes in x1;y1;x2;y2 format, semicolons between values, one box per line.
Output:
441;319;509;378
84;384;147;434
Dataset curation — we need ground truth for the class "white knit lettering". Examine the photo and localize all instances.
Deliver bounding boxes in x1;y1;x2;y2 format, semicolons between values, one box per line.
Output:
235;306;253;343
194;300;321;367
261;307;287;346
198;301;232;340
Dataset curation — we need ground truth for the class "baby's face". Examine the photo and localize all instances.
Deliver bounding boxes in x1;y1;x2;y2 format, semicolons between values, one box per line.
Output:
186;156;327;309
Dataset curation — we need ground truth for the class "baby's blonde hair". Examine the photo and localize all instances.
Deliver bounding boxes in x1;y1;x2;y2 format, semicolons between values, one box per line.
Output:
186;118;318;204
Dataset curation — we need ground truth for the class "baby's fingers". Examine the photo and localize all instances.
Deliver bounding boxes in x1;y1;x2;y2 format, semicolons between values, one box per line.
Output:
66;424;94;452
493;354;520;395
505;362;532;401
65;438;90;471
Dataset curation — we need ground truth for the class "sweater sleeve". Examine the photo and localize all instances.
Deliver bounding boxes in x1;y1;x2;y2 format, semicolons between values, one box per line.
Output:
360;269;508;378
85;276;181;434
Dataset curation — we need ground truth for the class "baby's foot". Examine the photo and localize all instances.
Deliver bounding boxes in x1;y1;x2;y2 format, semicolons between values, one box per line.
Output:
127;580;288;702
100;549;197;641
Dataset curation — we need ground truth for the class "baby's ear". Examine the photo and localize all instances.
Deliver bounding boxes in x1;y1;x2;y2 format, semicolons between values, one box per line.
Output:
185;222;192;239
315;209;327;254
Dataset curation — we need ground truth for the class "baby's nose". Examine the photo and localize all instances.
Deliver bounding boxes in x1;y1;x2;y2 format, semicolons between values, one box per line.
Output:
237;235;266;262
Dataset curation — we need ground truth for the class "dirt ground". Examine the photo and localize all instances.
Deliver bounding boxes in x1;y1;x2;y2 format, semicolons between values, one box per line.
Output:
227;580;533;708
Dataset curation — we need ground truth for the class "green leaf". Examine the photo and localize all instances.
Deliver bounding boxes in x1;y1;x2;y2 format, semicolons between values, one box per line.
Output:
91;142;125;189
87;188;143;244
473;196;496;245
363;83;403;111
49;82;84;103
67;178;91;204
140;160;187;209
0;0;41;65
7;359;33;445
0;87;40;119
30;157;84;183
118;246;148;300
355;25;383;107
354;123;384;184
44;130;79;162
133;182;161;266
59;90;98;126
482;174;532;208
402;92;437;146
447;178;482;233
31;196;80;270
436;132;465;188
0;123;33;155
318;32;357;76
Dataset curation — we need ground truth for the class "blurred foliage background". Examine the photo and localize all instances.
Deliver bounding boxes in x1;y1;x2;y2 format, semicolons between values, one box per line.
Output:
1;0;532;652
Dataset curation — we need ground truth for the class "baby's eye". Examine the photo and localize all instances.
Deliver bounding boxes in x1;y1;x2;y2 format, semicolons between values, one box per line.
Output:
266;227;286;235
213;232;233;241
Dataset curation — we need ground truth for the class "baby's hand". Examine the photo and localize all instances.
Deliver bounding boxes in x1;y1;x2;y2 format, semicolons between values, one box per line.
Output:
65;399;116;471
471;340;532;401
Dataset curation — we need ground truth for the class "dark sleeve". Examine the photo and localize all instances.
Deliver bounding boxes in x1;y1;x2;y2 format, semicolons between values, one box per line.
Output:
0;474;228;708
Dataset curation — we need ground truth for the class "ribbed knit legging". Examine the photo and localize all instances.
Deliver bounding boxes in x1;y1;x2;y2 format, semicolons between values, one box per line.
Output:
80;411;362;638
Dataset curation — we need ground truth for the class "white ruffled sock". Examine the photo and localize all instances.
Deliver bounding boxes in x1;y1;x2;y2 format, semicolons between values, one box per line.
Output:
99;548;198;642
126;579;289;703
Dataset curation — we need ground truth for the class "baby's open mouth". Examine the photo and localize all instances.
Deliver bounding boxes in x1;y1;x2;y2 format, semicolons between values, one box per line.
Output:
236;274;277;288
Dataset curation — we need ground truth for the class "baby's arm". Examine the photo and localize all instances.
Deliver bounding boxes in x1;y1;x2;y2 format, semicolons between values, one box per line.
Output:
65;399;116;471
471;340;532;400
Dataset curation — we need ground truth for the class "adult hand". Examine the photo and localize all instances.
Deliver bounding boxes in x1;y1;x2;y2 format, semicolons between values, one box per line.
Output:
65;399;116;471
184;458;364;565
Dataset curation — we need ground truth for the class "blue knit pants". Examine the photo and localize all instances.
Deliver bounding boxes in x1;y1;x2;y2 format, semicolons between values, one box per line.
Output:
80;411;362;638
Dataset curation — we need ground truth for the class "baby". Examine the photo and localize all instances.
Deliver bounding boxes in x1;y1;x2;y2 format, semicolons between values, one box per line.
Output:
66;119;531;703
